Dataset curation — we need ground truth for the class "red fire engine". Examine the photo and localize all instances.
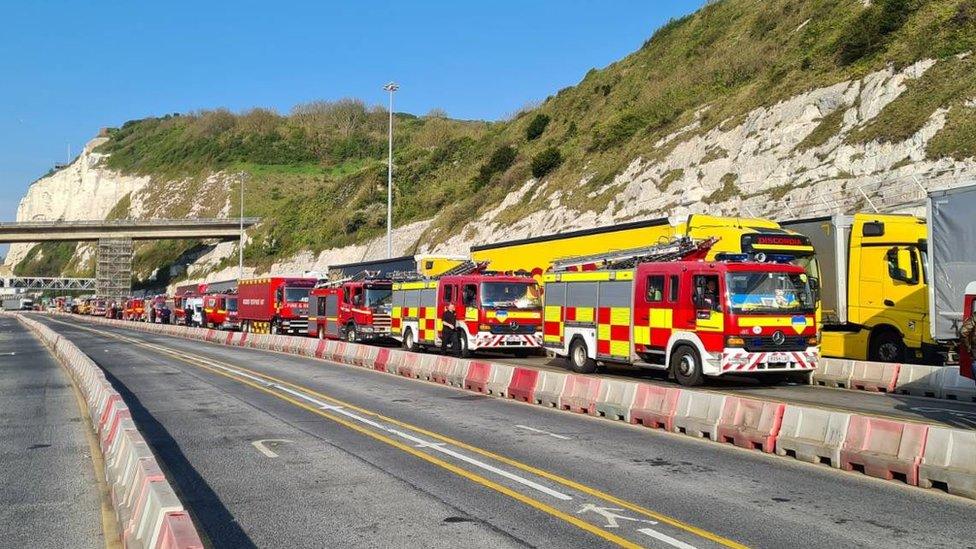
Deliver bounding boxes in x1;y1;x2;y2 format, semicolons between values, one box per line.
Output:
202;293;240;330
122;298;146;321
308;271;393;342
960;283;976;381
391;261;543;356
173;282;205;325
542;239;819;386
238;277;315;334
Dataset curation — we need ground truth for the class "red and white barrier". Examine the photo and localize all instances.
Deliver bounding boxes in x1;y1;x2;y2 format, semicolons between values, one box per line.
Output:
775;406;850;467
840;415;928;485
534;371;567;408
464;361;492;393
919;426;976;499
894;363;944;398
850;360;900;393
673;392;727;441
716;397;784;453
594;380;638;422
813;358;854;389
486;364;516;397
629;384;681;431
507;368;540;403
559;375;602;414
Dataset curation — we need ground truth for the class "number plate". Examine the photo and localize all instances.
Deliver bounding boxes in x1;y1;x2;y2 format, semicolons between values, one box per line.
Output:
767;352;790;363
505;335;522;344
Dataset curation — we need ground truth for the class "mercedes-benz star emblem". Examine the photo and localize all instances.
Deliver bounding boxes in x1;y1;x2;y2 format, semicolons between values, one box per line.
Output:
510;320;519;331
771;330;786;345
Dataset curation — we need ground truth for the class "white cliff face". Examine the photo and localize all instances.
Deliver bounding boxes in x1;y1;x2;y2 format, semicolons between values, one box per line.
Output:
14;58;976;289
5;137;151;266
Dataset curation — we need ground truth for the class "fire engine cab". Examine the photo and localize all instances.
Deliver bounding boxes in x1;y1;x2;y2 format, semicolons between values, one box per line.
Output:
308;271;394;342
391;261;543;356
202;293;240;330
542;239;819;386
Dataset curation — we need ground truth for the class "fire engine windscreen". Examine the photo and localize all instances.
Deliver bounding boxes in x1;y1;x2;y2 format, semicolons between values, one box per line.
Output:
480;282;542;310
726;272;815;314
226;298;238;312
285;288;310;304
365;288;392;311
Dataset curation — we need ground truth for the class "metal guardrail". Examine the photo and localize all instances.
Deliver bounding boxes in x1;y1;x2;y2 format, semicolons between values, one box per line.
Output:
0;217;260;229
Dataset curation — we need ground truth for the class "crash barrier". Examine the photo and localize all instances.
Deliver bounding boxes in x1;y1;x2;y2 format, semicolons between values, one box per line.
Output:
774;406;851;468
849;361;900;393
43;312;976;501
13;314;204;548
716;397;784;453
820;357;974;402
894;363;945;398
839;415;928;486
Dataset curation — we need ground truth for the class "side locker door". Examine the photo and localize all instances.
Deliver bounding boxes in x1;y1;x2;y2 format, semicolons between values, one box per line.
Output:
542;281;566;349
325;292;339;338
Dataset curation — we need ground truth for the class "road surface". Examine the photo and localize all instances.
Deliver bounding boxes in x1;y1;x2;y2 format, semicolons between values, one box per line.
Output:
34;315;976;548
0;316;104;548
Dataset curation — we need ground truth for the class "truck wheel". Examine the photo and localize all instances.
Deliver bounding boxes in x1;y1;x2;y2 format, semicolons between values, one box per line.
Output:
403;328;416;351
567;338;597;374
271;321;280;335
671;346;704;387
346;324;357;343
870;330;905;363
318;327;326;340
458;334;472;358
242;321;250;333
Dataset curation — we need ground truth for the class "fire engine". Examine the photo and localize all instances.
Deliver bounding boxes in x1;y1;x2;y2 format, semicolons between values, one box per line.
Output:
238;277;315;334
122;298;146;321
202;293;240;330
542;238;819;386
308;271;393;342
173;282;203;325
391;261;543;357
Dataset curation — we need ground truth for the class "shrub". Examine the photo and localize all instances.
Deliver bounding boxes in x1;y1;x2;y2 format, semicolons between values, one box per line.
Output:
836;0;920;65
472;145;518;190
525;114;550;140
531;147;563;178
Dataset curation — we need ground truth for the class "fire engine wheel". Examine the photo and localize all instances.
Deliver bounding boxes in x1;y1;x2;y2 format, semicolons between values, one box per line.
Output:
458;334;472;358
242;321;250;333
568;338;597;374
671;346;704;387
271;322;280;335
346;325;357;343
403;329;416;351
318;328;325;340
869;330;906;363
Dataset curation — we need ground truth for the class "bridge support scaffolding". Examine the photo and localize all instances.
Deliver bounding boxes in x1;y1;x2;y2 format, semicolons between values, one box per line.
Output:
96;238;132;301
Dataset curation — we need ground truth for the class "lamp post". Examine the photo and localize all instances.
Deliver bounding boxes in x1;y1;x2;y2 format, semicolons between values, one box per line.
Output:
383;81;399;259
238;171;246;281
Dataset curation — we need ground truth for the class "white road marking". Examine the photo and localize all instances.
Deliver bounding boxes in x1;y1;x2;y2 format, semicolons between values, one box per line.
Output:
515;424;571;440
577;503;657;528
0;352;15;356
236;368;573;501
638;527;699;549
251;438;292;458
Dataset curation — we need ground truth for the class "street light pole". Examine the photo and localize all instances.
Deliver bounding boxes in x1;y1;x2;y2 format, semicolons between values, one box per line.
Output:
238;172;246;281
383;82;399;259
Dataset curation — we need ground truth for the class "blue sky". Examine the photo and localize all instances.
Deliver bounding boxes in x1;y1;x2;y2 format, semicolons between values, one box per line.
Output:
0;1;704;228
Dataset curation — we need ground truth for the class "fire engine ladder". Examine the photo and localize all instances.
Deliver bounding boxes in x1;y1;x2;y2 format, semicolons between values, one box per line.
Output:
316;269;381;288
438;260;489;277
551;237;717;272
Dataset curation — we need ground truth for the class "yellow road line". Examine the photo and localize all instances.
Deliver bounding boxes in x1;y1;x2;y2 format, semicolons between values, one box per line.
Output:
52;317;747;549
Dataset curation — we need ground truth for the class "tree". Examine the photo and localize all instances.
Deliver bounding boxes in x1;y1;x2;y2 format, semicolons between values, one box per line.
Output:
525;114;550;140
531;147;562;178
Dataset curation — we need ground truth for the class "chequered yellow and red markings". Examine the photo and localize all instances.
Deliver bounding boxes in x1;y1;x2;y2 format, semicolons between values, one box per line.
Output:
543;306;563;344
417;307;441;343
390;307;402;334
596;307;630;358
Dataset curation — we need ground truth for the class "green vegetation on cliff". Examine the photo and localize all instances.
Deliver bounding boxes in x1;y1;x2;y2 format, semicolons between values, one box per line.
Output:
17;0;973;282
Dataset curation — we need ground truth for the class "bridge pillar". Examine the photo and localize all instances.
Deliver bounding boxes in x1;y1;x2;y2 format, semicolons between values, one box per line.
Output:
96;238;132;301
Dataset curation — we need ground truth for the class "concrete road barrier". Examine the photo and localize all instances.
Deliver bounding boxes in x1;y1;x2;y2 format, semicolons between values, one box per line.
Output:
673;392;727;441
398;352;421;379
840;415;928;485
594;380;638;422
919;426;976;499
15;315;205;548
486;363;516;397
775;405;850;468
850;360;900;393
534;371;568;408
415;354;439;381
507;368;540;403
559;375;602;415
716;397;785;453
894;363;945;399
430;356;454;384
813;358;854;389
464;361;492;393
940;366;976;402
629;384;681;431
445;359;470;388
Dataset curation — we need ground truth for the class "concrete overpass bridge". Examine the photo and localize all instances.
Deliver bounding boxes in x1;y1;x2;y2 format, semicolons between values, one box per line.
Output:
2;218;259;299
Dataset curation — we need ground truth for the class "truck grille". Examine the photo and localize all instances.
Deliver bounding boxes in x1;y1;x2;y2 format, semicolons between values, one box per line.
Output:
372;314;392;327
490;323;539;335
743;335;808;352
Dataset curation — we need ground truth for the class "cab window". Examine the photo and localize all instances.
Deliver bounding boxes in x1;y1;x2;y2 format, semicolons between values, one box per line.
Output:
669;275;679;302
443;285;454;302
646;275;665;302
886;247;919;285
693;275;722;312
463;284;477;307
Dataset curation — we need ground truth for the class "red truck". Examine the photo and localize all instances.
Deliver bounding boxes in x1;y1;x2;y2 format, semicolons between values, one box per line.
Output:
123;298;146;321
173;283;205;325
308;273;393;342
238;277;315;334
202;293;240;330
391;263;543;357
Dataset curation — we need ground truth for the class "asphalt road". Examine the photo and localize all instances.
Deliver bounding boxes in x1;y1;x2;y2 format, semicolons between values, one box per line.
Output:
0;316;104;548
35;315;976;549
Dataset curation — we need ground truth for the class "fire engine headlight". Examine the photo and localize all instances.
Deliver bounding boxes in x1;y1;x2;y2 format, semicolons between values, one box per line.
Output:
725;336;745;347
807;336;819;346
479;324;491;331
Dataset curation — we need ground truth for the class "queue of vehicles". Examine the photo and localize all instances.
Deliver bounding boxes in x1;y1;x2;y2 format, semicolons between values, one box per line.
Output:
57;183;976;386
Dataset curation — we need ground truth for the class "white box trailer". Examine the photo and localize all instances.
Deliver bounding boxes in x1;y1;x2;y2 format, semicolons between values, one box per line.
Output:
927;183;976;343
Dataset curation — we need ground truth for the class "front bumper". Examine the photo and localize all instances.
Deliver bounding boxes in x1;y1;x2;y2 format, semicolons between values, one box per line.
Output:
472;332;543;350
716;347;819;374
